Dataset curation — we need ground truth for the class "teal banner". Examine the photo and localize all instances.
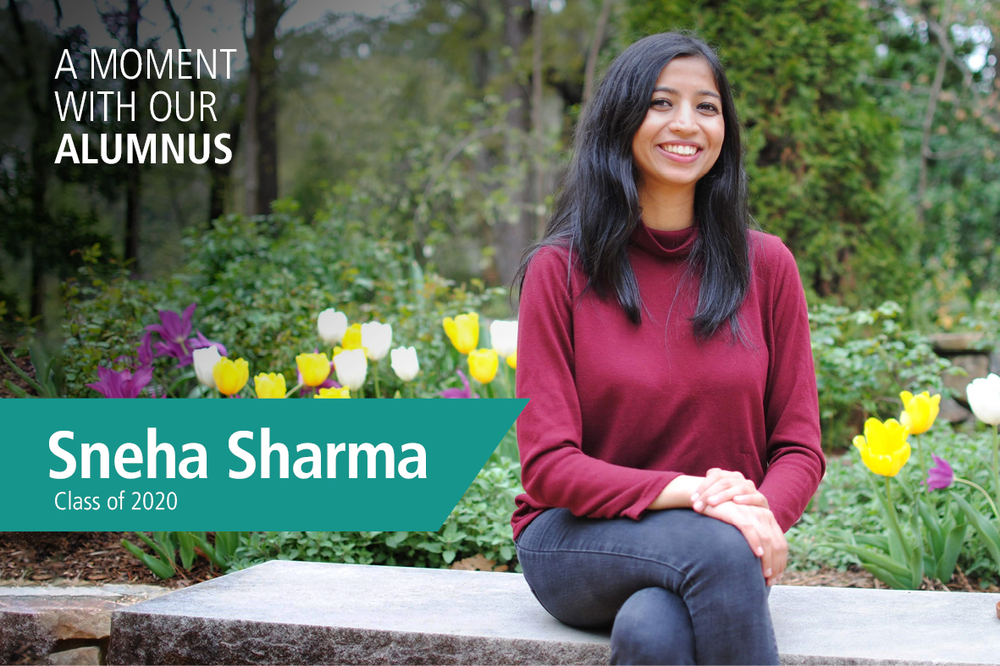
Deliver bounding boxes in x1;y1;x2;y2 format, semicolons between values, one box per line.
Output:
0;399;525;531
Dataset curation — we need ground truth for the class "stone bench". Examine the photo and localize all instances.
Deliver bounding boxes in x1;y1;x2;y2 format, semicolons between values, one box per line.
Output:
105;560;1000;665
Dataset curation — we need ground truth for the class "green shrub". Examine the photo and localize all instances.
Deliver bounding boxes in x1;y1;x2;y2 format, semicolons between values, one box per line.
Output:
229;456;524;572
810;301;952;450
61;206;502;398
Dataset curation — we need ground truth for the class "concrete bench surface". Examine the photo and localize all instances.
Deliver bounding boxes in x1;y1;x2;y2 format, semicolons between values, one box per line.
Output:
108;560;1000;665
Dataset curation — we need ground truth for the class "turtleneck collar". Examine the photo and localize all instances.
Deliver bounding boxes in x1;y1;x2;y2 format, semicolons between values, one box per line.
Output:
631;220;699;259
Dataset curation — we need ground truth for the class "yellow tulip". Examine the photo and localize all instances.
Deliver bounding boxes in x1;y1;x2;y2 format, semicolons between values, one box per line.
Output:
213;357;249;396
443;313;479;355
853;417;911;477
254;372;286;399
315;386;351;399
468;348;499;384
899;390;940;435
506;351;517;370
296;353;331;387
341;323;363;351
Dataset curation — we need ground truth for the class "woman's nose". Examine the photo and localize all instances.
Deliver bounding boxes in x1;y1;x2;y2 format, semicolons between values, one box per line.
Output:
667;104;697;133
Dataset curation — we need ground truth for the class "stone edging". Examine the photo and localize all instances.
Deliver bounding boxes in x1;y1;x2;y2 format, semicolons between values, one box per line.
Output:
0;584;167;665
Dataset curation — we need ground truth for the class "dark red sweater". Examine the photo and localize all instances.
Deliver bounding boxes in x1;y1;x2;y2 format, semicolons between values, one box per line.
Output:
512;222;825;541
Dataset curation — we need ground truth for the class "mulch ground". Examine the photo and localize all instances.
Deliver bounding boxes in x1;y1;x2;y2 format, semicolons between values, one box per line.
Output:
0;532;218;588
1;531;997;592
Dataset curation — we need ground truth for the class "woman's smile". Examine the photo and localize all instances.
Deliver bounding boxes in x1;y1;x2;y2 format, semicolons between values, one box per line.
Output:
657;141;703;162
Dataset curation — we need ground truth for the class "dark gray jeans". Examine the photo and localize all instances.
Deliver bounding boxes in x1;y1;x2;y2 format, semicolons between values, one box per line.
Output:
515;507;779;665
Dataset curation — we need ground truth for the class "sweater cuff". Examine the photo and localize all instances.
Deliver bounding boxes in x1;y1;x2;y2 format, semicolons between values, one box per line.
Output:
622;471;682;520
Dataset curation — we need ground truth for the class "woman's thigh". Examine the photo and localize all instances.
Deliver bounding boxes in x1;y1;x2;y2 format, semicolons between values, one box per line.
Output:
515;507;774;638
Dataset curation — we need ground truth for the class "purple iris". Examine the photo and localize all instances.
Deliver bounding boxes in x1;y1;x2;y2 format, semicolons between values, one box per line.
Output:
926;454;955;491
137;303;226;367
440;370;479;399
87;365;154;398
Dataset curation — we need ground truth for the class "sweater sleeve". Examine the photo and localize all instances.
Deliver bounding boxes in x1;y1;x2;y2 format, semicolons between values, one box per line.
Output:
755;238;826;532
515;247;680;520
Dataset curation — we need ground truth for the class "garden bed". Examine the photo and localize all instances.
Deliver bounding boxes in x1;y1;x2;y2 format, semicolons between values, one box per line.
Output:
2;531;998;593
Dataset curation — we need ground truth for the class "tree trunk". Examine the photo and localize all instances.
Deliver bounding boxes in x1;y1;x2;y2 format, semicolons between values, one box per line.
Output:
244;0;285;216
164;0;237;225
124;0;142;276
583;0;613;105
494;0;534;288
8;0;53;319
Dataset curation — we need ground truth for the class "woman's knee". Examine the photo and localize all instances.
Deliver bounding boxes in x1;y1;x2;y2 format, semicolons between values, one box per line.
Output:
684;514;764;581
611;587;695;665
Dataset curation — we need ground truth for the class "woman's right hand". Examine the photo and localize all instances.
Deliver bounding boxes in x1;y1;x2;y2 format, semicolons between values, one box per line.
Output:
696;500;787;586
690;468;762;512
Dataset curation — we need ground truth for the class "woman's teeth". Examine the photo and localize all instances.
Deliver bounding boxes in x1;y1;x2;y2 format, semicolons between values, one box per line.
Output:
662;144;698;156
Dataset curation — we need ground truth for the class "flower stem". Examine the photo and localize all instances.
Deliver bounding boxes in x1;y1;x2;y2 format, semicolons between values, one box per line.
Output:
286;382;303;398
886;476;891;505
953;477;1000;524
374;364;381;398
993;426;999;508
916;433;928;493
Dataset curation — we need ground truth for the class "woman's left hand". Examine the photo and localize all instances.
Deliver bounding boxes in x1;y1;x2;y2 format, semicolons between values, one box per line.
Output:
697;500;787;586
690;468;768;512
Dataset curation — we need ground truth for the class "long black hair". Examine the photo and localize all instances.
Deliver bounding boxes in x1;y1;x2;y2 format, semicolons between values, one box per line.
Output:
514;32;753;340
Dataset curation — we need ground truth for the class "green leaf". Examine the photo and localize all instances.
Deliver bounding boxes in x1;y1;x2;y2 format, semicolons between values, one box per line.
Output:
385;532;409;548
937;522;968;583
818;542;912;580
4;380;29;399
852;534;890;552
0;347;44;395
177;532;197;570
916;496;944;558
952;493;1000;569
214;532;243;561
864;563;911;590
121;538;176;579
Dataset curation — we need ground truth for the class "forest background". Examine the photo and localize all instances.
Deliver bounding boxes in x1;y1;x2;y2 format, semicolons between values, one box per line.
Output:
1;0;997;345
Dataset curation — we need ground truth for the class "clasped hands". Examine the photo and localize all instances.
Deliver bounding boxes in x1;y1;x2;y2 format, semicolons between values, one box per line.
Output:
654;469;786;587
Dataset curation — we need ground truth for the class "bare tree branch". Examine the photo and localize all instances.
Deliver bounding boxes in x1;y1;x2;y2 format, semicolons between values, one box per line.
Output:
920;4;999;134
532;0;544;235
916;0;952;229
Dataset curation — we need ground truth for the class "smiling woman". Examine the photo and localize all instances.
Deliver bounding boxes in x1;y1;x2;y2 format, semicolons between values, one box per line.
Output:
510;32;824;666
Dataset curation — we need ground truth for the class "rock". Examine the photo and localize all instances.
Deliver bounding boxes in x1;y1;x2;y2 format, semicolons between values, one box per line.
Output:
928;331;988;353
46;646;102;665
0;609;53;663
0;584;169;663
937;397;972;424
943;354;990;405
1;597;118;641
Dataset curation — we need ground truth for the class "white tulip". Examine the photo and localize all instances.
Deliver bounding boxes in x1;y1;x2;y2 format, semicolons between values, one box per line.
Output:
192;347;222;389
490;319;518;358
317;309;349;346
390;346;420;382
967;373;1000;426
335;349;368;391
361;321;393;361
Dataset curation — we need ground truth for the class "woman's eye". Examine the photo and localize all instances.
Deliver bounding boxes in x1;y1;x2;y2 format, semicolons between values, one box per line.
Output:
698;102;720;113
651;98;671;108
